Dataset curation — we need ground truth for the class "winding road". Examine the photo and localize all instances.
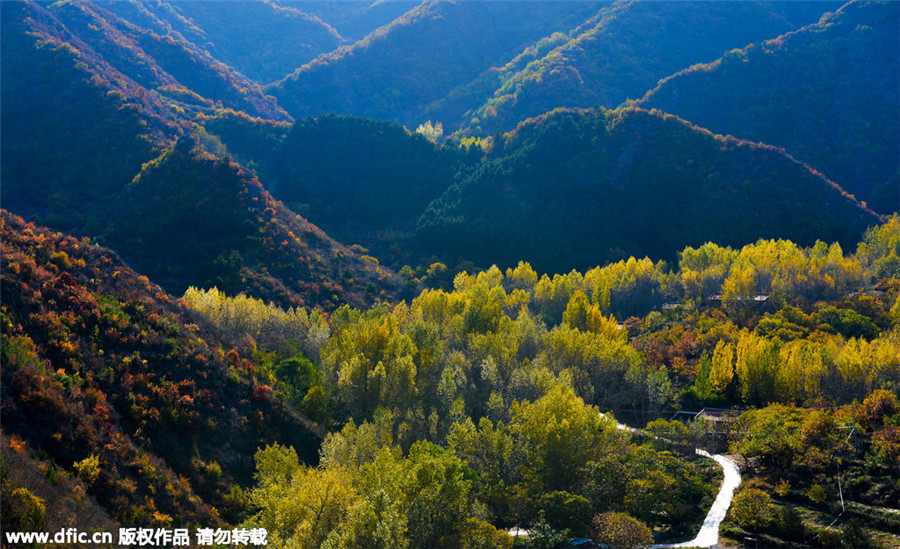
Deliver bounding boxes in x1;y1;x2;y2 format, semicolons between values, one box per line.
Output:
509;417;743;548
605;416;743;548
654;450;742;548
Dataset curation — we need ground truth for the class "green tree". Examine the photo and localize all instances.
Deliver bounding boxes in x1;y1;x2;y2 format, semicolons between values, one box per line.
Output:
537;491;592;534
404;442;473;548
459;518;513;549
510;386;620;492
527;513;571;549
249;444;358;548
276;356;318;402
732;405;804;472
325;489;409;549
730;488;771;531
590;511;653;549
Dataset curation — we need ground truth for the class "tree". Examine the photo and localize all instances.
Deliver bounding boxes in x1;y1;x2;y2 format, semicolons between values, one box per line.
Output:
510;386;619;492
732;405;804;472
644;419;692;451
842;518;876;549
527;513;571;549
324;489;409;549
537;491;592;534
721;266;757;323
735;331;778;404
248;444;358;549
1;488;46;532
562;291;591;331
459;518;513;549
404;442;473;548
708;340;735;396
590;512;653;549
415;121;444;143
730;488;771;531
276;356;318;402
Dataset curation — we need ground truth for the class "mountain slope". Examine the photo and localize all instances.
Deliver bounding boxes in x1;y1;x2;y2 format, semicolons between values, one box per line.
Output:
109;136;406;309
637;0;900;214
133;0;343;84
196;112;480;269
1;211;321;526
1;0;173;231
285;0;420;42
42;0;289;119
268;0;605;128
416;107;880;274
460;0;841;137
2;1;405;311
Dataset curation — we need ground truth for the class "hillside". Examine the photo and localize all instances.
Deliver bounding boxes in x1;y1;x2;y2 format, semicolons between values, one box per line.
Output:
638;0;900;215
108;136;407;310
286;0;420;42
416;107;880;274
459;0;841;137
0;211;322;527
1;1;405;311
44;0;289;120
268;0;605;128
111;0;342;84
1;0;174;232
199;112;479;265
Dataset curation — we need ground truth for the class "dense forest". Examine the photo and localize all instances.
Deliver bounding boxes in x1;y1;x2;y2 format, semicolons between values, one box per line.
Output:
2;0;898;548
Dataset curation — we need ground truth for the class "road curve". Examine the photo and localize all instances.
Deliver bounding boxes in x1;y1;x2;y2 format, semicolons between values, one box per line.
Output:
509;416;743;548
654;450;742;548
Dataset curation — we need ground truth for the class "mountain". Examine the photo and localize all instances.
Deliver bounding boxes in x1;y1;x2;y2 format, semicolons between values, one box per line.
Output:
267;0;606;128
0;211;321;526
2;0;405;311
104;0;342;84
1;0;174;231
198;112;479;265
415;107;880;274
108;136;407;309
42;0;289;119
638;0;900;214
459;0;842;137
284;0;421;43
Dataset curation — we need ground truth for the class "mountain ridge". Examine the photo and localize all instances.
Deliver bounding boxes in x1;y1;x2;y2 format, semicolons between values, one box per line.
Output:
637;0;900;214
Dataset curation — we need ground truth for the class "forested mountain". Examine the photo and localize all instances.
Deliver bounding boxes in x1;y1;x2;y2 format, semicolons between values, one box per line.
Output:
285;0;421;42
38;0;289;119
198;112;479;264
107;136;407;309
103;0;342;84
416;107;879;274
459;0;842;137
2;0;405;311
194;106;881;276
1;211;322;528
638;0;900;215
268;0;606;128
1;0;173;228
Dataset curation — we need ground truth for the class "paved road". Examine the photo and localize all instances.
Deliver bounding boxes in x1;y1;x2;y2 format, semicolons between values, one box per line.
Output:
654;450;742;548
509;416;743;548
